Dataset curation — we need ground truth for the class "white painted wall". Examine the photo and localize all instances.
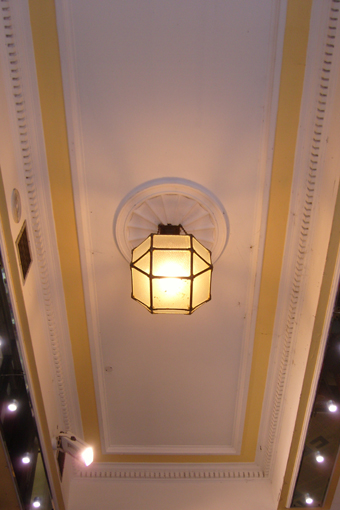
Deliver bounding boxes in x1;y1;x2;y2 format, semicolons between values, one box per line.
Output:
68;478;275;510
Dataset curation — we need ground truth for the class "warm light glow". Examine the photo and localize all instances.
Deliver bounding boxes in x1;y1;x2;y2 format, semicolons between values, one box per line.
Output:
157;277;187;297
131;231;212;314
22;455;31;464
7;400;18;412
305;494;313;505
316;451;324;463
328;400;337;412
154;259;189;298
155;260;188;278
32;497;41;508
81;446;93;466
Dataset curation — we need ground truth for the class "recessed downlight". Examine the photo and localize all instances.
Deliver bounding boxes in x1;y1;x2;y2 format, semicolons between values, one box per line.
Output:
316;451;324;463
7;399;18;412
327;400;337;413
22;454;31;464
305;494;313;505
32;497;41;508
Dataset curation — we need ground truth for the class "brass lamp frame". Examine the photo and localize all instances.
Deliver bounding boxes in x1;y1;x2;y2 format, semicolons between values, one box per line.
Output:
130;224;213;314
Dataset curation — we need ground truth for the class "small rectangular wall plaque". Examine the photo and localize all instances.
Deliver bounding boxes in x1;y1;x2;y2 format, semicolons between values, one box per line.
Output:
16;221;32;282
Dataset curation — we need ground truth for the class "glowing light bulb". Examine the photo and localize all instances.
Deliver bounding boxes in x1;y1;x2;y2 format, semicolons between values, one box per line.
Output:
22;454;31;464
32;497;41;508
305;494;313;505
158;277;187;297
328;400;337;412
7;400;18;412
160;260;184;277
81;446;93;466
316;451;324;463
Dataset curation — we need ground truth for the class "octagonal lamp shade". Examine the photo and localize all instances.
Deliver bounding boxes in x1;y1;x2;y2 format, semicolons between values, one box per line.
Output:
130;228;212;314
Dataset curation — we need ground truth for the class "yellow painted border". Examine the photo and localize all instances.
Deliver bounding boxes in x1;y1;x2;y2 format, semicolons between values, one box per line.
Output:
0;171;65;510
28;0;101;455
240;0;313;461
28;0;312;463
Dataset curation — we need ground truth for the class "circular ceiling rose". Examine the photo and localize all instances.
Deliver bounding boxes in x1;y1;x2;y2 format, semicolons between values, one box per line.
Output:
114;178;229;263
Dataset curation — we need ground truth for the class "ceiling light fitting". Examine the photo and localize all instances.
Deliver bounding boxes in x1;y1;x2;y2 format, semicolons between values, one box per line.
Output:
305;494;314;505
22;453;31;464
52;431;94;467
32;497;41;508
7;399;18;412
114;179;229;315
327;400;337;412
131;223;212;314
315;451;324;463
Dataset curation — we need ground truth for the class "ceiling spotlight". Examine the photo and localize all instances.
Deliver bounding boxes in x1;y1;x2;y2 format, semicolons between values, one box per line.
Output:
305;494;313;505
7;399;18;412
22;453;31;464
80;446;94;466
327;400;337;412
32;497;41;508
315;451;324;463
131;224;212;314
52;431;94;467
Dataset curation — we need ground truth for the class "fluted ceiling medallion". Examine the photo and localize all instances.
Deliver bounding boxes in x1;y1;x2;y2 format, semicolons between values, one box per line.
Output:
114;178;229;263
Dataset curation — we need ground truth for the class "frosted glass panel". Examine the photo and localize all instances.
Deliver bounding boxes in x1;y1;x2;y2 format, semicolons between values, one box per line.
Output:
193;237;211;263
153;308;190;315
152;277;191;310
134;252;150;274
193;253;209;275
132;236;151;263
153;235;191;249
192;271;211;309
131;268;150;307
152;251;191;277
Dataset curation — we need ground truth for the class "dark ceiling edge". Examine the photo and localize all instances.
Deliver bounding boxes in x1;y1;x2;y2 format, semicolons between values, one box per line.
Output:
0;433;22;510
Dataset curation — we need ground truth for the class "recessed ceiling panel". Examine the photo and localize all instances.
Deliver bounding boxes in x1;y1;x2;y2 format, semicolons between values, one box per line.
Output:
57;0;284;454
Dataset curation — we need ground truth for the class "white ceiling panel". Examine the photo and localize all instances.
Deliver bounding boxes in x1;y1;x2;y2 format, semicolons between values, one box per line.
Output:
57;0;284;454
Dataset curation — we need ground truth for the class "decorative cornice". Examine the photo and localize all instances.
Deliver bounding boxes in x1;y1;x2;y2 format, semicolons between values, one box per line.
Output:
0;0;78;433
261;0;340;476
77;463;265;480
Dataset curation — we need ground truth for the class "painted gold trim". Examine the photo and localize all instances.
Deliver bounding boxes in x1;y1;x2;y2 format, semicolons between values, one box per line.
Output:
240;0;313;463
28;0;101;453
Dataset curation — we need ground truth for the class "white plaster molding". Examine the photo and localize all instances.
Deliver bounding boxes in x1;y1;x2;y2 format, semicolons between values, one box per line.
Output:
76;462;265;481
0;0;83;437
114;178;229;262
285;1;340;503
256;0;340;484
55;0;112;453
